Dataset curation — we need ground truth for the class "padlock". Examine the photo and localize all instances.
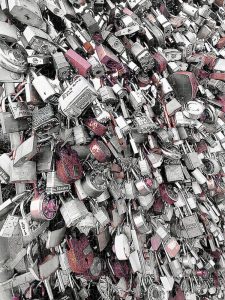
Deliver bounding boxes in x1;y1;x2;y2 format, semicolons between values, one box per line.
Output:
155;252;174;291
114;227;130;260
13;135;37;167
64;29;82;52
7;0;43;27
64;48;91;77
58;0;76;21
0;41;27;73
66;234;94;274
5;95;31;120
133;210;151;234
130;41;155;71
82;170;107;198
98;86;117;104
30;190;58;221
19;197;49;244
129;89;146;110
172;32;193;58
25;73;42;106
55;143;83;184
124;172;138;199
59;195;89;227
27;54;51;66
183;101;205;120
31;70;60;104
168;71;198;103
23;26;57;54
10;161;37;183
0;202;20;238
96;44;124;72
73;119;90;145
36;145;54;173
89;138;111;162
87;55;105;78
0;21;18;43
152;9;173;37
82;11;101;38
32;104;59;134
102;30;125;54
52;51;72;82
85;118;107;137
59;75;97;118
90;200;110;227
46;166;71;194
73;24;93;53
0;153;12;184
46;221;66;249
181;141;202;170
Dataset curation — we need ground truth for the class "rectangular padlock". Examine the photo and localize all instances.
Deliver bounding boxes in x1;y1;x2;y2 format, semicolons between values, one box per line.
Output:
13;135;37;167
8;0;43;27
59;75;97;118
64;49;91;77
10;161;36;183
0;111;28;133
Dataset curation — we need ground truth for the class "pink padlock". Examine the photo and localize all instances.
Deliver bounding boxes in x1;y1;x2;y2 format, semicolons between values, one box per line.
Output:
96;44;122;72
64;49;91;77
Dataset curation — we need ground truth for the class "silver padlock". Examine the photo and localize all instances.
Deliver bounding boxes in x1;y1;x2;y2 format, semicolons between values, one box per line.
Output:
7;0;43;27
59;195;89;228
59;75;97;118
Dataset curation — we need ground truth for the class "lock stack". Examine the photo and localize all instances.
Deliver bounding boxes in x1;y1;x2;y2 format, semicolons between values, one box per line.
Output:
1;0;225;299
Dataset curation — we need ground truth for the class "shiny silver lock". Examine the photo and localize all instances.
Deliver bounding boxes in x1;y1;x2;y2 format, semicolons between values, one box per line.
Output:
32;104;59;134
23;26;57;54
73;120;90;145
60;195;89;228
82;171;107;198
31;70;60;104
59;75;97;118
130;42;155;70
46;170;71;194
7;96;32;120
124;172;138;199
0;41;27;73
90;200;110;227
13;135;37;167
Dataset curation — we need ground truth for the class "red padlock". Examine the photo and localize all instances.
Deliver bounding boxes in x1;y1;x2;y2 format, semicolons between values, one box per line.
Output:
66;235;94;274
85;118;107;136
56;143;83;184
216;37;225;49
153;52;168;73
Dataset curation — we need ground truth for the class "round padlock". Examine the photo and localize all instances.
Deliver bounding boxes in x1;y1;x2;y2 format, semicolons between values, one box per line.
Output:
183;101;205;120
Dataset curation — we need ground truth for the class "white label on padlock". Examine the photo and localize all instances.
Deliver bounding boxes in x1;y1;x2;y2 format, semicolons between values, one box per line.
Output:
115;234;130;260
129;250;142;273
19;218;30;236
0;215;19;237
